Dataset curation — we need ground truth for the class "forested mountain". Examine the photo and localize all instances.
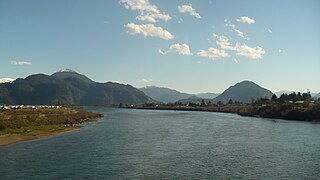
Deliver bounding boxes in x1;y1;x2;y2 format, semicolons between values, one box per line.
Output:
212;81;273;103
0;70;152;105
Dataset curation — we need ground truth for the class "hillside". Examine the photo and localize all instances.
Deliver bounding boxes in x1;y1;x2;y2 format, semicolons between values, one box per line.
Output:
0;70;152;105
213;81;273;103
140;86;192;103
196;92;220;99
176;96;210;104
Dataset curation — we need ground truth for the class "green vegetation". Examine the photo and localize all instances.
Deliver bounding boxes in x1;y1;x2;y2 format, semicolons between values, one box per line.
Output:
124;91;320;122
237;92;320;121
0;108;103;135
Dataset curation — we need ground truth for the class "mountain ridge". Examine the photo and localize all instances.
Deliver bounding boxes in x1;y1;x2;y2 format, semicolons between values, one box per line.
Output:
140;86;220;103
0;70;152;105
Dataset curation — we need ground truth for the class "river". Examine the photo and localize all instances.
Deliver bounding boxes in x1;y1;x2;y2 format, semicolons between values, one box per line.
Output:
0;108;319;179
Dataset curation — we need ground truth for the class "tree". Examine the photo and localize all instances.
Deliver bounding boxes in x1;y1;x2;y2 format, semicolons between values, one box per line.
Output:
302;92;311;101
288;92;297;101
228;99;233;104
297;92;303;101
200;99;206;107
279;93;288;103
271;94;277;102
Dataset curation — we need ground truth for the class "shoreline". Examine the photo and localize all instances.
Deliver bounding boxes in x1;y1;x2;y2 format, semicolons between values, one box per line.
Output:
0;126;81;148
132;106;320;122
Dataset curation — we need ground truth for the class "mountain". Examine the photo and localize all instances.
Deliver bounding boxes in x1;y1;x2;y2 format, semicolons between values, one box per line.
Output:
0;78;15;84
213;80;273;103
51;69;94;84
196;92;220;99
140;86;193;103
0;70;152;105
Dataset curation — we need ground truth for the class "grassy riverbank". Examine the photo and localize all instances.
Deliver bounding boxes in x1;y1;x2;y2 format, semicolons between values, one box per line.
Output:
0;107;103;147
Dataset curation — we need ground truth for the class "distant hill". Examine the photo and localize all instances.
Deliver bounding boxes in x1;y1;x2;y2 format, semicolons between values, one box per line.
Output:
213;81;273;103
0;70;152;105
176;96;211;104
196;92;220;99
275;90;295;97
140;86;193;103
140;86;220;103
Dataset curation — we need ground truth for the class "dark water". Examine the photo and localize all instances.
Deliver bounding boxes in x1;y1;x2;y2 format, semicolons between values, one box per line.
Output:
0;108;320;179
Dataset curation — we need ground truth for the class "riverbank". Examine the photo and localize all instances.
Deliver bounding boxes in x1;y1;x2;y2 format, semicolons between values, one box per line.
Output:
0;126;81;148
0;108;103;148
131;103;320;122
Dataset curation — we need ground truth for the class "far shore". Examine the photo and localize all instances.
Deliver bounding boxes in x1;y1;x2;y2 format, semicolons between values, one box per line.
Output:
126;103;320;122
0;125;81;148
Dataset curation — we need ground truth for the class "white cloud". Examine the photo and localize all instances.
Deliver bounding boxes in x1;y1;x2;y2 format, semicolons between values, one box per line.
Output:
213;34;235;50
119;0;171;23
236;16;255;24
225;23;235;29
213;34;266;59
234;29;244;38
268;29;272;33
0;78;15;83
225;23;248;39
10;60;32;65
170;43;193;56
177;5;201;19
126;23;174;40
139;78;153;83
159;43;193;56
197;48;228;60
233;59;238;63
158;49;166;55
278;49;283;53
234;43;266;59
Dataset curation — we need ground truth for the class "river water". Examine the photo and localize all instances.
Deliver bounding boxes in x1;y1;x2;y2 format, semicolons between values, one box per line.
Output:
0;108;319;179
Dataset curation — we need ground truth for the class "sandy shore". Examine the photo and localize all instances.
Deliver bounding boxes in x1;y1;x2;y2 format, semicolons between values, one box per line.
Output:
0;126;81;148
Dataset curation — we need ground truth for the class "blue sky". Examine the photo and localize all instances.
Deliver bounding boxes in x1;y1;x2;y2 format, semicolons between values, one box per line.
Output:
1;0;319;93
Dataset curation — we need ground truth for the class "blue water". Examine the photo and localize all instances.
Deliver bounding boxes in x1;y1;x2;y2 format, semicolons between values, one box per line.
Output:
0;108;320;179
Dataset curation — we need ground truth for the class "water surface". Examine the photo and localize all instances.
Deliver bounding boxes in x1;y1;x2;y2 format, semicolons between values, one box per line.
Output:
0;108;319;179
